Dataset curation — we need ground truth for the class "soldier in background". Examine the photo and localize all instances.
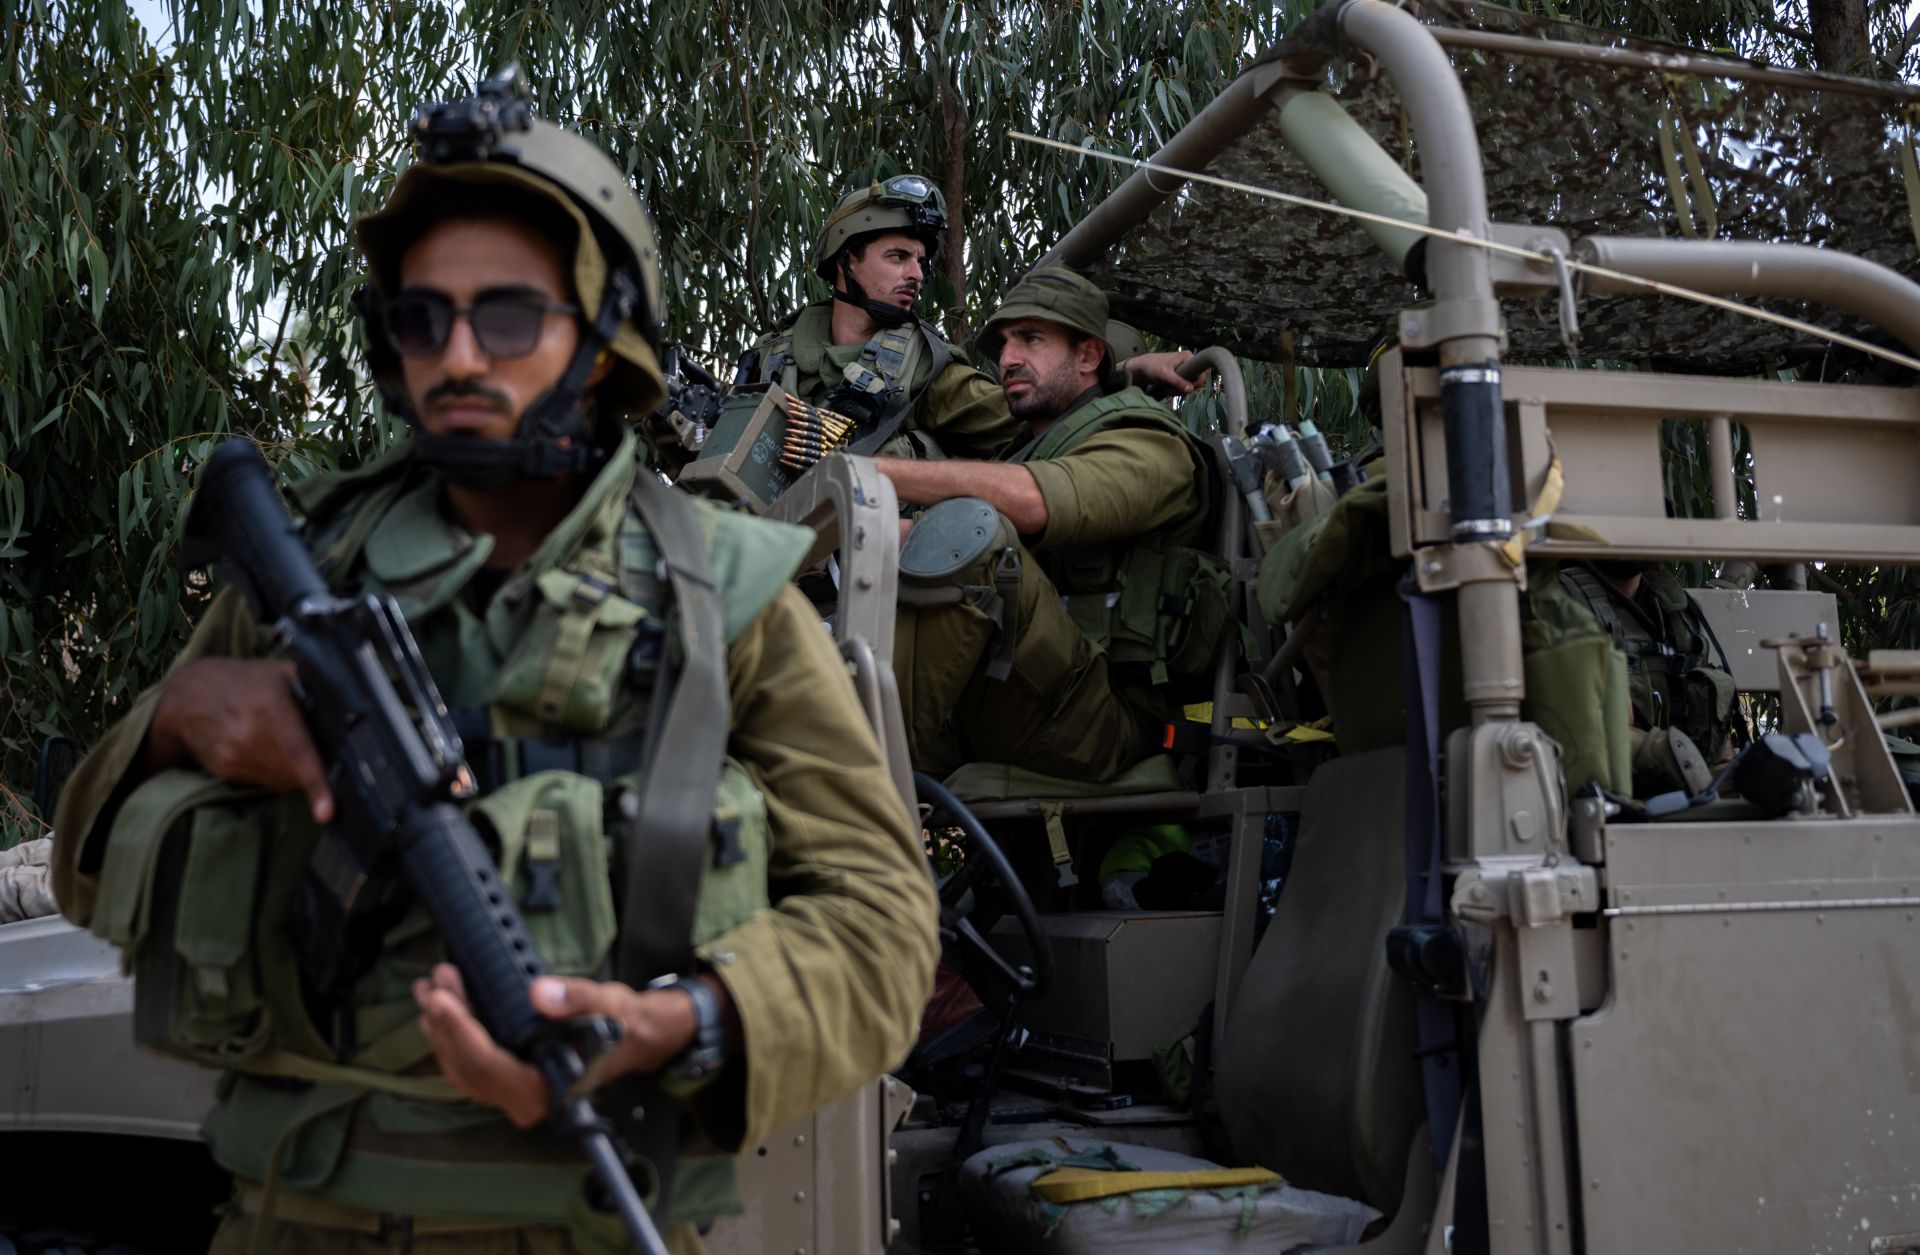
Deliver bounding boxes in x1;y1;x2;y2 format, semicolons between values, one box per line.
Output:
873;268;1225;783
737;177;1206;471
1560;559;1738;796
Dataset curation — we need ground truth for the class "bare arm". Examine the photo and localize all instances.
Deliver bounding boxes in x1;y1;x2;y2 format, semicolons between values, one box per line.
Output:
1124;350;1209;397
871;455;1050;535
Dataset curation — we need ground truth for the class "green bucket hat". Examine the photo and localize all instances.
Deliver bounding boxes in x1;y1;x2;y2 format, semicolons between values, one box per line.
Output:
977;266;1112;362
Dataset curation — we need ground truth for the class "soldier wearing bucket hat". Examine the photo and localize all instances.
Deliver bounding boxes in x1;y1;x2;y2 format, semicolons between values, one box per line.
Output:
869;267;1228;782
52;69;936;1255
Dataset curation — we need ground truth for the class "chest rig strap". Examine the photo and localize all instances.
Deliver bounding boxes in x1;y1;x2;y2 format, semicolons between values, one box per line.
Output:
1562;565;1697;674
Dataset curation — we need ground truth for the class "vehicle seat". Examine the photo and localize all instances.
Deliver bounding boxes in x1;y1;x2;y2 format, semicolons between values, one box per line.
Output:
1212;745;1421;1214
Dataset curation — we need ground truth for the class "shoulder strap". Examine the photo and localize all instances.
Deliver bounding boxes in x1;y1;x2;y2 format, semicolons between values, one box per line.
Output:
615;473;732;987
842;321;951;456
1021;389;1169;464
1562;565;1623;641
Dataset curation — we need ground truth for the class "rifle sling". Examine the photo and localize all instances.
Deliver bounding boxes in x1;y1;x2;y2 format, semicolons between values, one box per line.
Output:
617;471;729;986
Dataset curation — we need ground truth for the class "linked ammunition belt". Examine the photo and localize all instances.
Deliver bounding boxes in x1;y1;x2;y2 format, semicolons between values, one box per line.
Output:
778;394;856;472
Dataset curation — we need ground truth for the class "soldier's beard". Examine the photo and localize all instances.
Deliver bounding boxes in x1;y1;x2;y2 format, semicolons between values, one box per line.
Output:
1004;359;1083;422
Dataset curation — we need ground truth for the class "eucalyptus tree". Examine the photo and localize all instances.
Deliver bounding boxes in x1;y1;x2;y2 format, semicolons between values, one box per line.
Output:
0;0;1298;835
7;0;1917;839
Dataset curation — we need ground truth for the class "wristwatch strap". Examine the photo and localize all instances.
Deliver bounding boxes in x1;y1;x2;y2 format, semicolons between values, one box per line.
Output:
653;974;726;1096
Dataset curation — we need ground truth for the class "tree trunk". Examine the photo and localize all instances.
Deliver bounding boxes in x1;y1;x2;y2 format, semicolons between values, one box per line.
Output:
1809;0;1873;75
940;75;969;339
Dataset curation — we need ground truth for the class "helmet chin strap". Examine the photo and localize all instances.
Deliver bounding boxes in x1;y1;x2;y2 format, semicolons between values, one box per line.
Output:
407;268;642;489
832;253;915;330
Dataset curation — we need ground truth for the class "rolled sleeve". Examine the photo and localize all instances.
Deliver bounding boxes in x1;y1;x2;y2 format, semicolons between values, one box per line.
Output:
918;362;1021;461
695;585;938;1148
1026;426;1198;551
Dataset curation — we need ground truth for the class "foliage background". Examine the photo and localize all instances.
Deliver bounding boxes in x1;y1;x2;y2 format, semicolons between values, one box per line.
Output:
4;0;1916;839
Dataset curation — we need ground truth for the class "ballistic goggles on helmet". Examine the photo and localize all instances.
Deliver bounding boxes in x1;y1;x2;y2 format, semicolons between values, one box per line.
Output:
870;174;947;233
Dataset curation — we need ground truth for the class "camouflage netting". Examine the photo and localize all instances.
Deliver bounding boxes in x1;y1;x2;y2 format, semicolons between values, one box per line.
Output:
1087;0;1920;371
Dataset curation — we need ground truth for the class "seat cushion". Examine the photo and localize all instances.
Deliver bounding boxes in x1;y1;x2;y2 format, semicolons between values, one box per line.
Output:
957;1137;1378;1254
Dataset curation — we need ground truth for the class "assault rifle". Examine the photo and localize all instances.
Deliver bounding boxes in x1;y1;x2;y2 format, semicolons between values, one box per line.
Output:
179;438;667;1255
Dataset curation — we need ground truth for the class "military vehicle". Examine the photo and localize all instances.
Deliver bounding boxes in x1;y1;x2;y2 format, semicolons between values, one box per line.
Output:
8;0;1920;1252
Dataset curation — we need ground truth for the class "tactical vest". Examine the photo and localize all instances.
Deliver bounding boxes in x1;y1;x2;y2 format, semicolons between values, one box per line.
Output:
83;442;811;1240
1019;388;1227;686
1559;563;1736;760
752;305;955;459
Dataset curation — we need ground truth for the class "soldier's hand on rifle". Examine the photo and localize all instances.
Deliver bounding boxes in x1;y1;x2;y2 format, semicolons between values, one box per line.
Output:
1125;350;1209;396
144;657;335;824
414;963;721;1128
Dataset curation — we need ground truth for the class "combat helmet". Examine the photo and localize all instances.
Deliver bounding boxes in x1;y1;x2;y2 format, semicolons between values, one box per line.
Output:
813;174;947;329
353;67;666;488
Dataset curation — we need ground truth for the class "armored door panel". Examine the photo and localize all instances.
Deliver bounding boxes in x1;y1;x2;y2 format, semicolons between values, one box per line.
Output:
705;1075;913;1255
1569;816;1920;1254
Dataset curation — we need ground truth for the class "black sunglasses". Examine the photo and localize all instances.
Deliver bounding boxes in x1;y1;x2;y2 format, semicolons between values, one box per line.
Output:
384;290;580;359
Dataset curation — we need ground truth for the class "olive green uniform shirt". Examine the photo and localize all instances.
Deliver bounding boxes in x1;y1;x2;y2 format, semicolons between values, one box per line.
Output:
893;388;1205;781
54;437;939;1240
1023;422;1198;552
771;304;1021;461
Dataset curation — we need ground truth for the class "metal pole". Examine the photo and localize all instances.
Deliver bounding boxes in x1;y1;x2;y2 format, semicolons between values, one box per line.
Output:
1576;237;1920;355
1340;0;1522;723
1708;416;1737;520
1044;74;1311;270
1428;23;1920;105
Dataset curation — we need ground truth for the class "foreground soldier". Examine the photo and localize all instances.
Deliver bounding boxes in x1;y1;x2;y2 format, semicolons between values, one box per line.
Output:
874;267;1225;781
52;76;937;1254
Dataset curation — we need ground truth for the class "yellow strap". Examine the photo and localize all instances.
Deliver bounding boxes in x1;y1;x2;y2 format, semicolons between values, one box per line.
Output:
526;808;562;863
1031;1165;1282;1204
1181;701;1268;732
1656;83;1718;240
1901;107;1920;258
1499;455;1565;569
1281;724;1338;744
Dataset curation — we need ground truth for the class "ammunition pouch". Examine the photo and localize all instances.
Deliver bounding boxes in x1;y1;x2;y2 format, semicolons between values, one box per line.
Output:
1065;541;1231;687
489;565;654;734
93;772;298;1069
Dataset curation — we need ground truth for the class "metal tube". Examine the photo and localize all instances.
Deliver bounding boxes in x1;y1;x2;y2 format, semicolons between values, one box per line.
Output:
1044;76;1311;270
1339;0;1499;367
1576;237;1920;356
1276;89;1429;267
1708;416;1737;520
1428;23;1920;105
1181;346;1248;438
1340;0;1523;722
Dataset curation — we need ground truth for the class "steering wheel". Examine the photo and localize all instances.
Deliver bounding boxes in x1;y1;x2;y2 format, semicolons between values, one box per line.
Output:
915;772;1054;1000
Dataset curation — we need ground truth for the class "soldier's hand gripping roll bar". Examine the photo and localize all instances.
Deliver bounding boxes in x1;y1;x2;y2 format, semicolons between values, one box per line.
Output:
178;439;669;1255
